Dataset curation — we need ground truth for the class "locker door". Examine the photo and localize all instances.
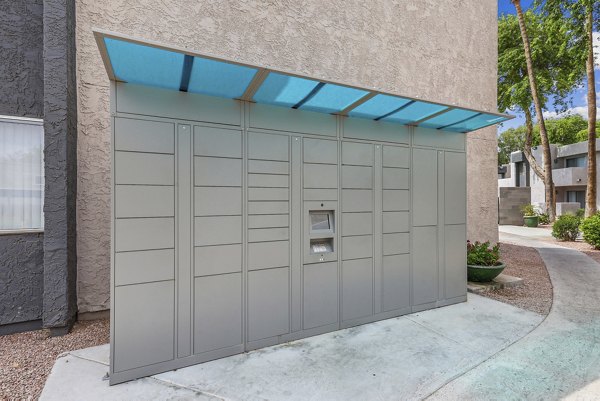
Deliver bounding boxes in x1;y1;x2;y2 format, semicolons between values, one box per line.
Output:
246;132;291;346
411;148;439;306
193;126;244;355
302;138;339;330
443;151;467;299
341;141;374;323
112;117;176;376
381;145;410;312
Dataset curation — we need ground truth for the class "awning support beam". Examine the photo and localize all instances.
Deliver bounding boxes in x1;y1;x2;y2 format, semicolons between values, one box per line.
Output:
240;68;270;101
338;92;377;116
179;55;194;92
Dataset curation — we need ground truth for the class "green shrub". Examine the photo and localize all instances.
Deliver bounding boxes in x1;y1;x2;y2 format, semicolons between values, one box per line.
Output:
581;214;600;249
551;214;580;241
538;213;550;225
467;241;500;266
521;204;536;217
576;208;585;219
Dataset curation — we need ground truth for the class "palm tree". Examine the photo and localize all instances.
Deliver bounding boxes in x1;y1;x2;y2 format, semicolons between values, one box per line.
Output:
511;0;556;220
584;3;597;217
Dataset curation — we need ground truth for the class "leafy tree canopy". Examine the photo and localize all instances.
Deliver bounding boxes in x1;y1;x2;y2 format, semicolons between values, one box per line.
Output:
539;0;600;37
498;9;586;115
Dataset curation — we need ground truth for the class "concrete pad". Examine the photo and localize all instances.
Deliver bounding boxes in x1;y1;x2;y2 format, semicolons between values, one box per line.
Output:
70;344;110;365
41;294;542;401
428;227;600;400
39;353;219;401
499;225;553;240
406;294;540;355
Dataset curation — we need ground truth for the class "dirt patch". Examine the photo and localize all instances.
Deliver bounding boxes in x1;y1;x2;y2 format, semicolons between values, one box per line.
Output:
0;319;109;400
480;243;553;316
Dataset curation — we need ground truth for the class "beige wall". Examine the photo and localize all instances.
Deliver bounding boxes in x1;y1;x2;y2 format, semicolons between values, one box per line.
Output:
75;0;499;313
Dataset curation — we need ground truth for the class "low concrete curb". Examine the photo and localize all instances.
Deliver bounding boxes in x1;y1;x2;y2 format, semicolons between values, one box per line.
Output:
467;274;523;294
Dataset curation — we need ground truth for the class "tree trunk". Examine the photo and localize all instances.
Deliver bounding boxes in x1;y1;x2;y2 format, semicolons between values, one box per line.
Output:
585;4;597;217
512;0;556;221
522;108;546;180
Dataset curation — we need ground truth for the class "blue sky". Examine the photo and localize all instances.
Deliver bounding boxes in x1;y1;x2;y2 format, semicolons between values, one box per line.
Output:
497;0;600;132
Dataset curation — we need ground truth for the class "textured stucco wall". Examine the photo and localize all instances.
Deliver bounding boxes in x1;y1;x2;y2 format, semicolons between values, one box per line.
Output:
0;0;45;328
75;0;500;312
499;187;531;226
43;0;78;330
0;0;44;118
0;233;44;325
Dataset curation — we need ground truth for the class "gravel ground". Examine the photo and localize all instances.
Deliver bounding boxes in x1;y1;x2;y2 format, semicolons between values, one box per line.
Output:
481;242;553;316
0;319;109;401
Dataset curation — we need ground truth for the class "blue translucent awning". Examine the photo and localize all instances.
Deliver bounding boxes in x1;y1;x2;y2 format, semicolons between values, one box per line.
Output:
96;31;512;133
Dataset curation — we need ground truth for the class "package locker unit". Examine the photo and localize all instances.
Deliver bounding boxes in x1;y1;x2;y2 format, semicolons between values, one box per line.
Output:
97;31;511;384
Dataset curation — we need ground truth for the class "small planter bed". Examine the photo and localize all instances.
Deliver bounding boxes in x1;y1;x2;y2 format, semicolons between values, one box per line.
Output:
467;241;505;282
479;242;552;316
467;262;506;282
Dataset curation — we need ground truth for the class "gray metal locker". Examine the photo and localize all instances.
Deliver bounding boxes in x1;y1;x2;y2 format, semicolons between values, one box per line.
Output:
110;83;468;384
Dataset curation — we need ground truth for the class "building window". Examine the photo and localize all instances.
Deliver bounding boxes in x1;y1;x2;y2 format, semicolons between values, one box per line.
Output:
0;116;44;231
566;156;587;168
515;161;529;187
566;190;585;208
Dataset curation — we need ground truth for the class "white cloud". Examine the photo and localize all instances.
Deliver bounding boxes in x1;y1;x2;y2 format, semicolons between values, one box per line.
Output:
542;106;600;120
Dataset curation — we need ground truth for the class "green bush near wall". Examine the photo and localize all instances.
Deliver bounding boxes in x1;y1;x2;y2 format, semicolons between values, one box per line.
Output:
552;214;580;241
581;214;600;249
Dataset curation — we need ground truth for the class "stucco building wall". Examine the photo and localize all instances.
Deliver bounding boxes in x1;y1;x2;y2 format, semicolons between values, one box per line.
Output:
75;0;499;312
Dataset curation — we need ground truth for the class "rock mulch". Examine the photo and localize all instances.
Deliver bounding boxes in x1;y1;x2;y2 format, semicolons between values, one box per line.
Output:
480;243;553;316
0;319;109;400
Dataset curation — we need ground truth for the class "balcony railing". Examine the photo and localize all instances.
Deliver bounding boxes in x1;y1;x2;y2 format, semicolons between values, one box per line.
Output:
552;167;587;187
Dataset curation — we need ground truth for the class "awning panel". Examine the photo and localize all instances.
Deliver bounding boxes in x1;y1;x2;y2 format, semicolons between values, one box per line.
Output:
443;113;508;133
419;109;478;129
96;31;512;132
254;73;320;107
383;101;448;124
348;95;412;119
104;37;184;90
187;58;258;98
299;84;369;113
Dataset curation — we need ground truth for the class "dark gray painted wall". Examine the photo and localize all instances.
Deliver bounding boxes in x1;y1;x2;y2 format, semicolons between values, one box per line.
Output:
0;234;44;325
42;0;78;332
0;0;44;118
0;0;45;330
0;0;78;334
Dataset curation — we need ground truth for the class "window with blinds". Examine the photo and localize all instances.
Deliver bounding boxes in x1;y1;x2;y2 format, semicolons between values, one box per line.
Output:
0;116;44;231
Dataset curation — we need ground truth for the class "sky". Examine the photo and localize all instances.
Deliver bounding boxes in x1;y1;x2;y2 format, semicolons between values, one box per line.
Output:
497;0;600;133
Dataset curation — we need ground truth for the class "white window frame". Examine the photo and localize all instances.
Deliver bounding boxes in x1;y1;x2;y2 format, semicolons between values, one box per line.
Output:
0;115;44;234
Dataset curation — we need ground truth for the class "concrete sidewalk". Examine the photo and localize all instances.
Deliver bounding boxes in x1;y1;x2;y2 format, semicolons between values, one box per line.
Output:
40;294;542;401
429;226;600;400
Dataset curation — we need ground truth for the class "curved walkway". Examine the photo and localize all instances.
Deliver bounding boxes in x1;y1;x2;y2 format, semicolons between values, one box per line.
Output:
430;226;600;400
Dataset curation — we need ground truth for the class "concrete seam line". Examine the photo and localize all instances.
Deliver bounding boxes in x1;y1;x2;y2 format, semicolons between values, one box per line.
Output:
424;241;554;399
424;308;549;399
68;352;109;367
403;316;480;353
148;376;229;401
